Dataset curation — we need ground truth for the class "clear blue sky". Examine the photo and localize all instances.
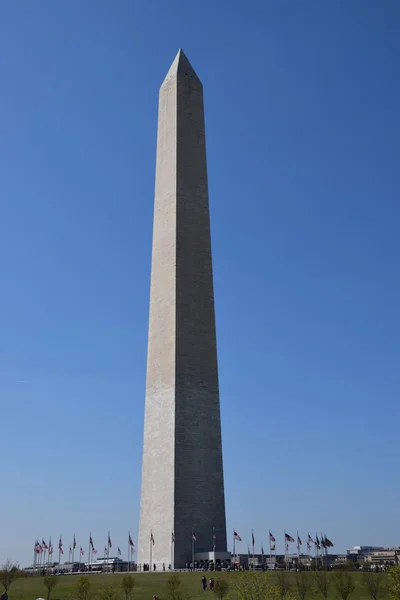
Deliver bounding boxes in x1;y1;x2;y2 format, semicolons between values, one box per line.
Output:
1;0;399;567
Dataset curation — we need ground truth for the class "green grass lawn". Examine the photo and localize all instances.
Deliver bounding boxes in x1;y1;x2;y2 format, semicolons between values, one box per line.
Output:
7;570;390;600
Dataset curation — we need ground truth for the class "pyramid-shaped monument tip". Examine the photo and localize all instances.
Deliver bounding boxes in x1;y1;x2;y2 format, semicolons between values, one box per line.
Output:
162;48;200;83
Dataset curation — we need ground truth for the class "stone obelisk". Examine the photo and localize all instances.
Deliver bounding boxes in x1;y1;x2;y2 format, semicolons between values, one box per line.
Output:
138;49;227;569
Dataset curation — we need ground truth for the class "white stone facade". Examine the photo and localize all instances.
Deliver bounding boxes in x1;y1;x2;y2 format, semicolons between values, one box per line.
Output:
138;50;227;569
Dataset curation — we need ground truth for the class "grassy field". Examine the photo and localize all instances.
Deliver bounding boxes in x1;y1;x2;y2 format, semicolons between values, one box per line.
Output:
7;570;391;600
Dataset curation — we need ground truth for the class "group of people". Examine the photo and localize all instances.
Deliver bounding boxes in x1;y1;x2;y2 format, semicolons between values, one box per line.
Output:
201;576;215;591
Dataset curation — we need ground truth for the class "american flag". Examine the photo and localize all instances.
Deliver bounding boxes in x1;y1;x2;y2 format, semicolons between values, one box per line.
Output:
308;534;314;543
128;534;134;547
285;533;295;543
171;532;175;543
92;548;98;555
108;534;112;548
233;531;242;541
192;531;197;542
34;542;41;553
58;537;63;550
73;536;77;550
90;535;94;550
269;532;276;542
42;540;48;550
80;547;84;556
118;547;122;556
150;532;155;545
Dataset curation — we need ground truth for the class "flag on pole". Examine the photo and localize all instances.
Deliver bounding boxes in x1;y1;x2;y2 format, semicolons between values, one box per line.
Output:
297;535;302;548
104;547;108;555
269;532;276;542
69;545;72;554
58;537;63;550
252;532;255;547
60;547;64;555
42;540;48;550
34;542;41;553
192;531;197;541
80;547;84;556
108;534;112;548
128;534;134;547
325;536;334;548
315;535;320;549
171;532;175;543
261;545;264;554
308;534;314;543
49;543;53;555
92;548;98;555
285;533;295;543
73;536;77;550
131;547;135;554
271;544;276;551
90;535;94;550
234;531;242;541
150;532;155;545
247;545;250;557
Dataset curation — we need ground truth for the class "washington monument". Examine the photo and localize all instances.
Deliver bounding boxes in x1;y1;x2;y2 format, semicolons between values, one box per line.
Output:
138;49;227;569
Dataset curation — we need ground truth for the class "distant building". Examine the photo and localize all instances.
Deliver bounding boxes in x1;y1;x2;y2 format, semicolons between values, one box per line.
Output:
347;546;384;562
366;550;399;565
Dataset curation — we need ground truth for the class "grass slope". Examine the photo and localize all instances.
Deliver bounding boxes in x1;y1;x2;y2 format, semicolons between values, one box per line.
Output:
8;570;389;600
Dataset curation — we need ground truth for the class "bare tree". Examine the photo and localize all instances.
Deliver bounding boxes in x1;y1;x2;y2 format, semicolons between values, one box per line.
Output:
121;575;135;600
0;561;21;592
388;566;400;600
313;571;330;600
100;584;118;600
295;572;311;600
234;571;277;600
74;576;92;600
43;575;58;600
333;570;355;600
165;574;191;600
275;570;292;600
363;571;387;600
214;578;229;600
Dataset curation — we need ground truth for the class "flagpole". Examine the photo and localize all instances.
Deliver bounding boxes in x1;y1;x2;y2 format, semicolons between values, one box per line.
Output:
213;526;216;553
191;527;195;571
233;531;236;570
269;532;271;565
297;531;300;570
150;530;153;571
284;533;287;571
128;531;130;572
171;531;174;572
58;535;61;570
252;530;255;570
261;543;264;567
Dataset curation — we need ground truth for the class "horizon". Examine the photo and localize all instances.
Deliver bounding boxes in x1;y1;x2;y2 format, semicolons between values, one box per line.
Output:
1;1;399;568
